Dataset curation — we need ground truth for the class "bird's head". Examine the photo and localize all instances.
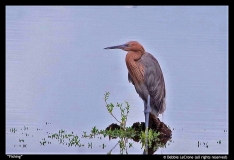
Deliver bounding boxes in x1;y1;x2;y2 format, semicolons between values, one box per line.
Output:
104;41;145;52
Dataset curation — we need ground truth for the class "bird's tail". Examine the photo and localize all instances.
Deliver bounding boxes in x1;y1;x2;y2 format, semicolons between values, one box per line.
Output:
151;97;166;118
150;107;159;118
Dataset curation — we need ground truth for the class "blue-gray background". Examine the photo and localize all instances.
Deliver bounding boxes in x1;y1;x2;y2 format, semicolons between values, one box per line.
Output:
6;6;228;154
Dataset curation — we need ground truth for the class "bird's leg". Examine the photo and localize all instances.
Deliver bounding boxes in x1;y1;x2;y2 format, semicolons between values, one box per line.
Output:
143;95;151;154
145;95;151;130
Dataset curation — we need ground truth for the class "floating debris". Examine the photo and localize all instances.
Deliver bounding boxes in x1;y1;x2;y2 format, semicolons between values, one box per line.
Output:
100;143;106;149
10;128;17;133
198;141;208;148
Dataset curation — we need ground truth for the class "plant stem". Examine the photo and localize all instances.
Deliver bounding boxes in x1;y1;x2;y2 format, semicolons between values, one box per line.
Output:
107;141;119;154
109;112;122;124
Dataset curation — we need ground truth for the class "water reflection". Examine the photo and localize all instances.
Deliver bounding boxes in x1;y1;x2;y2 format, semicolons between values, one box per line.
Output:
6;119;228;154
7;116;172;154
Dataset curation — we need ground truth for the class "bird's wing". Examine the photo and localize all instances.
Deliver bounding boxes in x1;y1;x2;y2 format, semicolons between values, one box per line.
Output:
140;52;166;114
128;73;135;85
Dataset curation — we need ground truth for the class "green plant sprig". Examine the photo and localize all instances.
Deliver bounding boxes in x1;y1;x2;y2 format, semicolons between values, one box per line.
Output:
104;92;130;129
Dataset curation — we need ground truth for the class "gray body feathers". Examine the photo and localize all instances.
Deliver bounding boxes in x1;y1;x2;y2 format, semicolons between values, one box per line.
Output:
128;52;166;117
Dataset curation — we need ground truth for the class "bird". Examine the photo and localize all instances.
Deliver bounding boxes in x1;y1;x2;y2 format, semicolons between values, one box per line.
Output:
104;41;166;135
104;41;166;154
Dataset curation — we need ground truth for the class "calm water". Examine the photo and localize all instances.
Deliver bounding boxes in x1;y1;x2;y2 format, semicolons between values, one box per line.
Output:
6;6;228;154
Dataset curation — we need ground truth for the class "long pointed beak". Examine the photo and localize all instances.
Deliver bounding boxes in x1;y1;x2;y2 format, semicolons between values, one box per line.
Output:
104;44;127;50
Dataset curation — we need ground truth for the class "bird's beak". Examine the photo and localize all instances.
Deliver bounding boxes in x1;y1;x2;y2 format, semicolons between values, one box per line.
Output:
104;44;127;50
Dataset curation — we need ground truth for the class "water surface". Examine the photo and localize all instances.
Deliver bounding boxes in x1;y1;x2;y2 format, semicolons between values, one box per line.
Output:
6;6;228;154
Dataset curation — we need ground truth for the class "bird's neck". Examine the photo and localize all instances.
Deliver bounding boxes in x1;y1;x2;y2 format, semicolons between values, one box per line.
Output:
125;51;145;85
126;51;144;61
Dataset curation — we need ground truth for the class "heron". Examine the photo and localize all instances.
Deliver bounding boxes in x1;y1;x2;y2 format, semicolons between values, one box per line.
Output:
104;41;166;153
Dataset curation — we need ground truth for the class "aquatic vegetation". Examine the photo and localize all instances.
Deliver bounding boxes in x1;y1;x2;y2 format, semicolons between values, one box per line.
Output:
7;92;171;154
39;92;170;154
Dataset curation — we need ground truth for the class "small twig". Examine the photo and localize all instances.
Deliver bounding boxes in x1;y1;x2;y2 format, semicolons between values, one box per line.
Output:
104;92;122;124
107;141;119;154
124;138;128;154
109;112;122;124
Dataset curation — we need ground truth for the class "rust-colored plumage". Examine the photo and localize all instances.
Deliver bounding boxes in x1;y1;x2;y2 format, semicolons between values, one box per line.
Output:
104;41;166;118
125;44;145;85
